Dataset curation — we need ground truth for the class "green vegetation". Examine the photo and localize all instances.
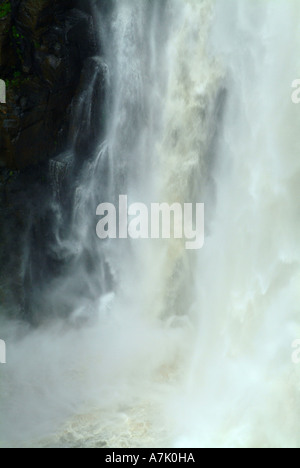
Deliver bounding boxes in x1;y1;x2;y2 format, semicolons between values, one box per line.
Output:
12;26;24;41
34;40;41;49
5;75;30;89
11;26;25;61
0;1;11;19
12;26;19;39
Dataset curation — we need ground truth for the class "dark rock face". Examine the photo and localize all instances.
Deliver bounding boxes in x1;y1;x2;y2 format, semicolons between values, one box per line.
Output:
0;0;98;169
0;0;108;321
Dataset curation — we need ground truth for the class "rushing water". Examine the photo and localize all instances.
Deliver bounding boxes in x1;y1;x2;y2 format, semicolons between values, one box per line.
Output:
1;0;300;448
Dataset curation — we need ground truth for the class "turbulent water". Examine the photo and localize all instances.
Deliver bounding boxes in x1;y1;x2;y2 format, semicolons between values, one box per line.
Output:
1;0;300;448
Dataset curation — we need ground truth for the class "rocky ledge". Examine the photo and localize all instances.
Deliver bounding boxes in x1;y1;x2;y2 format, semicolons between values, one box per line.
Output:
0;0;107;320
0;0;98;169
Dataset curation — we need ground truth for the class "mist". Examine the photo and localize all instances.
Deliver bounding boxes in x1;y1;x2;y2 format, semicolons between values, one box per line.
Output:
1;0;300;448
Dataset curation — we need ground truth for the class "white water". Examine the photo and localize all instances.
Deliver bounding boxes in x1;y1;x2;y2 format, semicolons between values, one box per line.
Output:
1;0;300;448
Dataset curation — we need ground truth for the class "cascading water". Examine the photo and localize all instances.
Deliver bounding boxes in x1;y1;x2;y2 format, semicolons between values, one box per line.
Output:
1;0;300;448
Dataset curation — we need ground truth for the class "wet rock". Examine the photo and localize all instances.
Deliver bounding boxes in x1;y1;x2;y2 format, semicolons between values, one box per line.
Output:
0;0;99;170
69;56;108;162
0;0;104;319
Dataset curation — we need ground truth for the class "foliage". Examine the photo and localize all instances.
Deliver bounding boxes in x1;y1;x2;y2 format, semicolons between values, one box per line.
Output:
12;25;24;41
0;1;11;19
5;75;30;89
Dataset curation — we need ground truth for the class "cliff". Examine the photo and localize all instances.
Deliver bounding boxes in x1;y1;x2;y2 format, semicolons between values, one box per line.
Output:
0;0;98;169
0;0;105;320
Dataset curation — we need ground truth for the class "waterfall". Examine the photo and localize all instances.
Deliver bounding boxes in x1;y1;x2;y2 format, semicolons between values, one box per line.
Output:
1;0;300;448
